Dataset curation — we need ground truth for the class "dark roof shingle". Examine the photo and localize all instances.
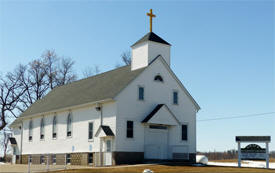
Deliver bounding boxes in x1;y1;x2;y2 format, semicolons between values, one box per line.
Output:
131;32;171;47
18;65;145;119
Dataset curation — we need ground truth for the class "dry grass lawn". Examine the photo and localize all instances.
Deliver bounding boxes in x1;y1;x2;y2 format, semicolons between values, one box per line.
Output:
51;164;275;173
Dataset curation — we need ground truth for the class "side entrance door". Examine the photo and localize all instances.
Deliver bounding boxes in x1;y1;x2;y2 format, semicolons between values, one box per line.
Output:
104;139;112;166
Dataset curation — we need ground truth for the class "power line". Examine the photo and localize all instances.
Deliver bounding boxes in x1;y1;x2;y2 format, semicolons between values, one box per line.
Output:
197;112;275;122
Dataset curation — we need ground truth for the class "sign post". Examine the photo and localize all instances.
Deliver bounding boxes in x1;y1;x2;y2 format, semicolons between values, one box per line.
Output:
235;136;271;169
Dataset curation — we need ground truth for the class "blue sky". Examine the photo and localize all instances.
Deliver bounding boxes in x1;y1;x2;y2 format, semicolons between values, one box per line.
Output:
0;0;274;151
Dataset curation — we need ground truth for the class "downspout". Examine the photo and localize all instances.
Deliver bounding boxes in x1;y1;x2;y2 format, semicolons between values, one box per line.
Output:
20;121;23;164
96;103;103;166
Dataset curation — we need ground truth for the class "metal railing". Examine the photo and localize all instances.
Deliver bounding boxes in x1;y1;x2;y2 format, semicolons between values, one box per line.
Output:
27;155;68;173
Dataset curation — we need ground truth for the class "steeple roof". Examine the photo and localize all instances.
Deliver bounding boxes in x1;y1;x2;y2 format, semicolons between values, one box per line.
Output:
131;32;171;47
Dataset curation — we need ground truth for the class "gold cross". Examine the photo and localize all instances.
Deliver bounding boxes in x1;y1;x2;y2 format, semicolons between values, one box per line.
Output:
147;9;156;32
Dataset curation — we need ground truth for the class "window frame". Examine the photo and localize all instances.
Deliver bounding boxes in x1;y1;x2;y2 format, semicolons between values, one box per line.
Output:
52;154;56;165
88;122;94;141
66;113;72;138
40;117;45;140
88;153;93;165
173;90;179;105
138;86;145;101
52;115;57;139
126;120;134;138
29;120;33;142
66;154;71;165
181;124;188;141
40;155;45;164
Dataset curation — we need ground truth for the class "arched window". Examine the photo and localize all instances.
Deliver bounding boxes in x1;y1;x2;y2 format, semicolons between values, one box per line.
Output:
154;75;163;82
52;116;57;139
29;120;33;141
40;118;45;140
67;113;72;137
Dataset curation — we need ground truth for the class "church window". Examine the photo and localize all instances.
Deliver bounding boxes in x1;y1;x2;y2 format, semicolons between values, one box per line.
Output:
173;91;178;105
29;120;33;141
52;116;57;139
154;75;163;82
138;86;144;100
66;154;71;164
88;122;93;140
126;121;133;138
67;113;72;137
40;118;45;140
181;124;188;141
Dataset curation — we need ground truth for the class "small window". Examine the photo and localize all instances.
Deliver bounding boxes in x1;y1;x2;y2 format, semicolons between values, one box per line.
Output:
181;124;188;141
173;91;178;105
40;118;45;140
88;153;93;164
138;87;144;100
126;121;133;138
40;155;45;164
88;122;93;140
66;154;71;164
52;116;57;139
67;113;72;137
154;75;163;82
52;155;56;164
29;120;33;141
106;140;111;152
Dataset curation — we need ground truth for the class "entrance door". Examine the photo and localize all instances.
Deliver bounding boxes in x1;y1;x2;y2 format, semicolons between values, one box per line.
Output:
144;125;168;159
104;139;112;166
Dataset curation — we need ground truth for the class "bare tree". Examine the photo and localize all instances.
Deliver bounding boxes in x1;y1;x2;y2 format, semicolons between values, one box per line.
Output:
82;65;100;78
0;67;26;131
28;59;49;102
0;128;12;162
121;51;131;65
42;49;58;90
0;50;77;130
56;57;77;86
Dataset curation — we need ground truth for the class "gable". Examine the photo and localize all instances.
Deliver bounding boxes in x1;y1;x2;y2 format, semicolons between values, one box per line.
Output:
150;56;200;111
142;104;180;126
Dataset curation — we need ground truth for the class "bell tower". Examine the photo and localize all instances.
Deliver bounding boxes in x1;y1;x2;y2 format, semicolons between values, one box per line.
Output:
131;9;171;71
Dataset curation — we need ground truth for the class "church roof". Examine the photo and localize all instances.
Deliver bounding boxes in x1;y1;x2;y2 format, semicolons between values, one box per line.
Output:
131;32;171;47
17;65;146;120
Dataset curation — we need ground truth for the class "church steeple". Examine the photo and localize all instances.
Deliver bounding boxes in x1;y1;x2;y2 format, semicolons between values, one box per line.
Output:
131;9;171;71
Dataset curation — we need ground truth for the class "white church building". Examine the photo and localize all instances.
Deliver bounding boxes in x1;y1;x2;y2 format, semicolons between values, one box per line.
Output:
10;10;200;166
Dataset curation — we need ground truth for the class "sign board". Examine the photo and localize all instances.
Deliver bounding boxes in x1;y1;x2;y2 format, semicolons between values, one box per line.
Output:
241;144;266;160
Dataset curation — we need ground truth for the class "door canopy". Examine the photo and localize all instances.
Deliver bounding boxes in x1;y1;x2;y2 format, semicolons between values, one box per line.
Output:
142;104;180;126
